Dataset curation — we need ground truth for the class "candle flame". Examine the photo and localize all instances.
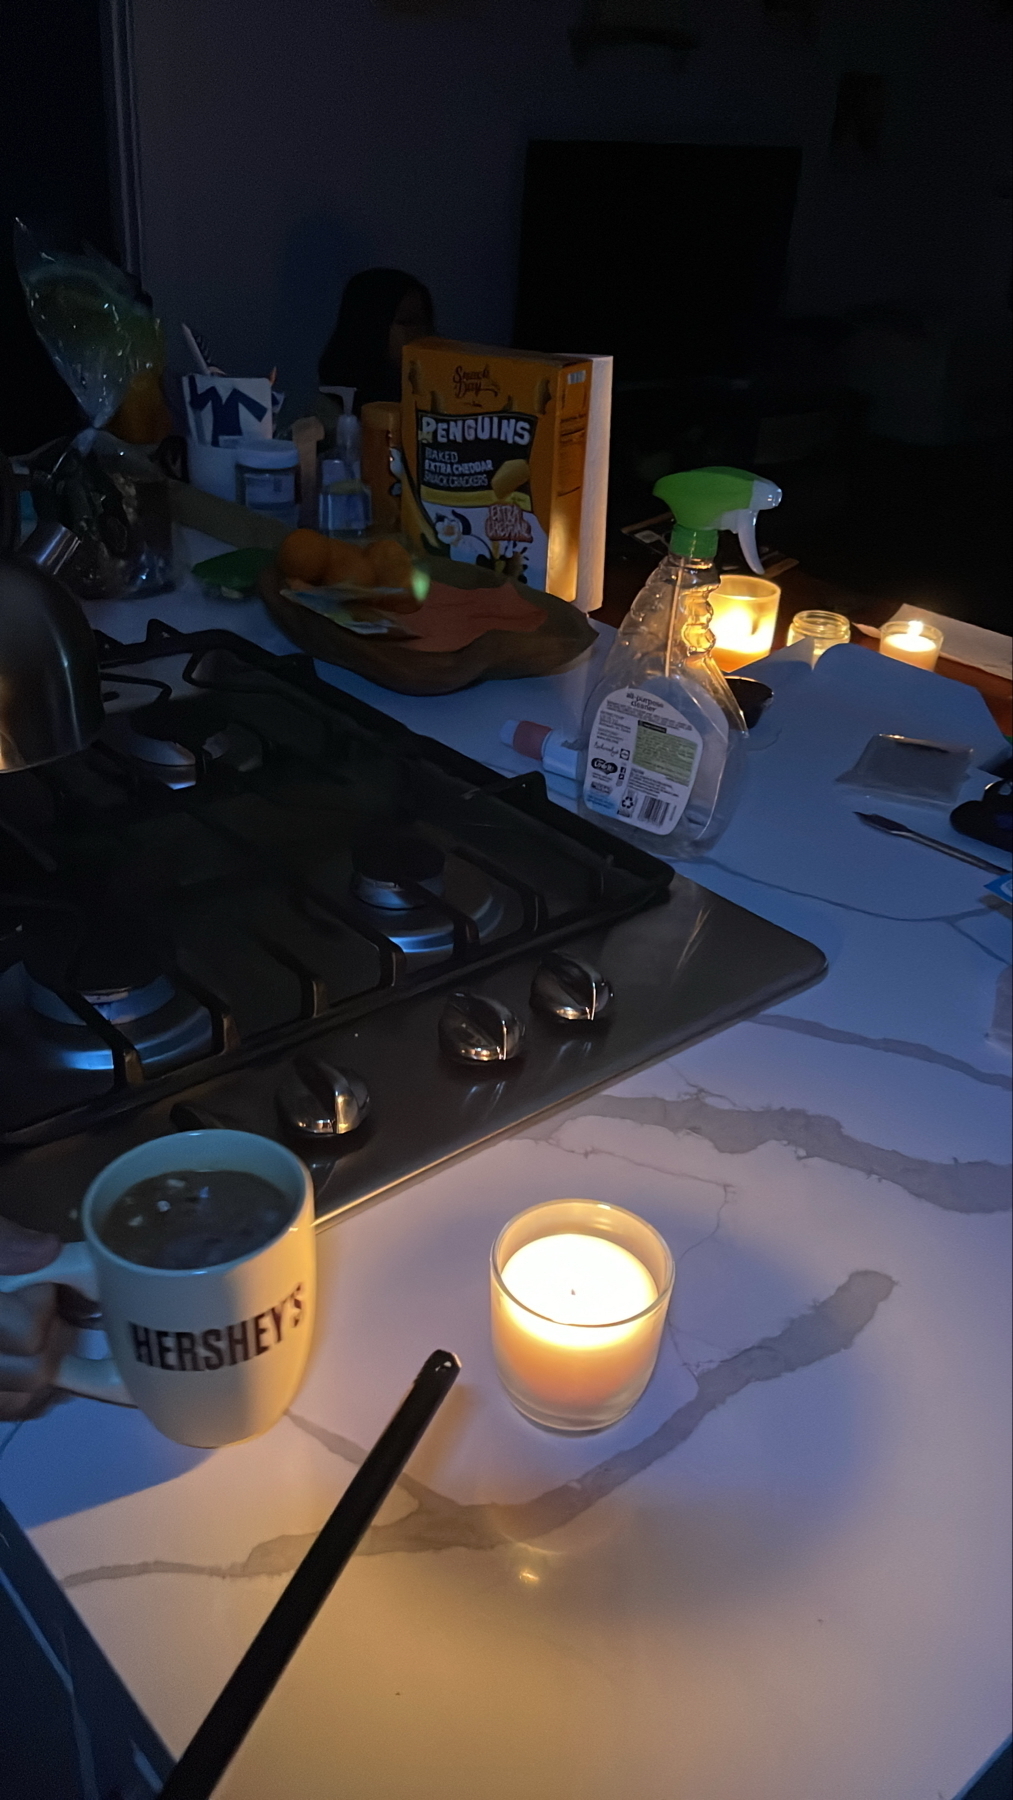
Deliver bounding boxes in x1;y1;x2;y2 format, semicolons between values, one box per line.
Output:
500;1235;657;1327
714;602;761;652
906;619;924;638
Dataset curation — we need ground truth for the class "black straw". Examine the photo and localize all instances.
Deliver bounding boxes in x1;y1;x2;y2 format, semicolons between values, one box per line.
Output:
159;1349;461;1800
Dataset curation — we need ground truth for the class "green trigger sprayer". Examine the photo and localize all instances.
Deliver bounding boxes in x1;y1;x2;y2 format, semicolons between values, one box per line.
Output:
655;466;782;577
577;466;781;854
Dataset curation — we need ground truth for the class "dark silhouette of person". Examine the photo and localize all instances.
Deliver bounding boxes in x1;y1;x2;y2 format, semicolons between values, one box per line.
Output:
318;268;434;411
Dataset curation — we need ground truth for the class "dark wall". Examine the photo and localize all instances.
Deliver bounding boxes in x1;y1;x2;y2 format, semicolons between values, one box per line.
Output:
127;0;1012;424
0;0;115;451
4;1;1009;444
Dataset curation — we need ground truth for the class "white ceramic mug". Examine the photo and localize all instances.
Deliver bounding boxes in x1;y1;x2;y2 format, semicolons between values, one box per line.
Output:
0;1131;316;1448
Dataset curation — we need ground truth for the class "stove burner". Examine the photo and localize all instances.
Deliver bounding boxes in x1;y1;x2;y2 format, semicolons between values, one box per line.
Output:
23;918;162;996
134;694;229;748
18;919;213;1074
28;972;176;1025
19;970;213;1075
341;831;517;964
350;831;446;911
100;696;262;789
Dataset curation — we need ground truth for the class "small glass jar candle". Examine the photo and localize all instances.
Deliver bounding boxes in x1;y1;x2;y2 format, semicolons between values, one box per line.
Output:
491;1200;674;1432
710;576;781;671
786;609;851;663
879;619;943;671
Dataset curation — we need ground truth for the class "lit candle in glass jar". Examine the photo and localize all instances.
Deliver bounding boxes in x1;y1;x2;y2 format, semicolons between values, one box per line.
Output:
710;576;780;672
879;620;943;671
491;1201;674;1431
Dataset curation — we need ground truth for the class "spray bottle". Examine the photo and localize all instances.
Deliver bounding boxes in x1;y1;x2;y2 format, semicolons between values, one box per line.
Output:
578;466;781;855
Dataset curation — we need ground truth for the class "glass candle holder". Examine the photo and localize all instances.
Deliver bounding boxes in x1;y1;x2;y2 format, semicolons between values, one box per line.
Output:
786;609;851;663
879;620;943;671
490;1200;675;1432
710;576;781;672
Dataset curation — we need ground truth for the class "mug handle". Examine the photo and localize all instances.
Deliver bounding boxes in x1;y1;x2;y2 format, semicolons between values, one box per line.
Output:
0;1243;134;1407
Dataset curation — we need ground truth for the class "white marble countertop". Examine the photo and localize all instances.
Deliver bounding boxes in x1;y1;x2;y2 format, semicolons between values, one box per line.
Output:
1;535;1010;1799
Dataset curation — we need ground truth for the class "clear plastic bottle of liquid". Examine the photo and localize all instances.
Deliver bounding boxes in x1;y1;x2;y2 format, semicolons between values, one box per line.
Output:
578;467;781;857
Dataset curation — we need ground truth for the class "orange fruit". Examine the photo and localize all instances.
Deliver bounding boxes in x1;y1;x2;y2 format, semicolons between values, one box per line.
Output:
278;529;331;585
364;538;414;590
323;539;372;587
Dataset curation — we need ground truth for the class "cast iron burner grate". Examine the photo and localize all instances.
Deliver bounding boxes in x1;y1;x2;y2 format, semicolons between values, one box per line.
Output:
0;620;670;1148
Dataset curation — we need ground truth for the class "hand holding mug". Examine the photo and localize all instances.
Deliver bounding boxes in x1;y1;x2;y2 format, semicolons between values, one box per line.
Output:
0;1132;317;1447
0;1216;62;1421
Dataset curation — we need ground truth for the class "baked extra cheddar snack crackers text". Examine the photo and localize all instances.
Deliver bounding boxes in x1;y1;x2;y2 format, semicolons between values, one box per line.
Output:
400;339;591;602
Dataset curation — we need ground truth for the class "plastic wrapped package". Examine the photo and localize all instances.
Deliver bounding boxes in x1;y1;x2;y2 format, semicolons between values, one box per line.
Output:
26;432;174;600
835;734;974;805
14;222;158;443
15;223;175;596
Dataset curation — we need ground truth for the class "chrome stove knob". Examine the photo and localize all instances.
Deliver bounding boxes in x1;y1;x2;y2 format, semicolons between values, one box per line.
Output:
278;1058;370;1139
439;992;524;1064
531;952;612;1023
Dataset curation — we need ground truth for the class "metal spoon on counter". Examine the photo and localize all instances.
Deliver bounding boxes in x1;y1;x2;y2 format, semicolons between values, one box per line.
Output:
856;811;1011;875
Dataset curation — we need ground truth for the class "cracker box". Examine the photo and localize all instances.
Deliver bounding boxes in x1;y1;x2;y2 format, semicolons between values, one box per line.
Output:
400;339;592;601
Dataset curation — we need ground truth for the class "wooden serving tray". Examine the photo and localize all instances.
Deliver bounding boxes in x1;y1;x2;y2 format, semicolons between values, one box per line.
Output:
259;557;598;695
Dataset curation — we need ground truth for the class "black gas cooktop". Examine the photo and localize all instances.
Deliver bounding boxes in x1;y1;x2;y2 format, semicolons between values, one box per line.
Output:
0;621;825;1233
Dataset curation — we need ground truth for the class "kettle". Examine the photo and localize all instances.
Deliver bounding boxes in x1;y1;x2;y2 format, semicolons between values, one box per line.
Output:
0;450;104;772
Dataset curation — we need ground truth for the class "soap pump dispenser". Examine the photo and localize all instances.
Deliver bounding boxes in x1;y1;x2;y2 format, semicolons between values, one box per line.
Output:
577;466;781;855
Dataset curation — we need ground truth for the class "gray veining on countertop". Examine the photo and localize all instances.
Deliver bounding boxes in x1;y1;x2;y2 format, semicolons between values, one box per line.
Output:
522;1089;1011;1214
748;1014;1012;1091
61;1269;893;1587
696;853;1011;927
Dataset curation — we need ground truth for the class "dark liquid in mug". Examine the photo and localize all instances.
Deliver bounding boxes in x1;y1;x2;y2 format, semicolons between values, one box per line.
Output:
99;1169;296;1270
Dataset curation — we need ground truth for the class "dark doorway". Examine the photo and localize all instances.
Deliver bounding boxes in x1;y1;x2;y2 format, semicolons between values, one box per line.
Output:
0;0;117;452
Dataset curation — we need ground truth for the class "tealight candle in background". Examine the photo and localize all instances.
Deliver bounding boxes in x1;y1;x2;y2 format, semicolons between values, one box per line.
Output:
491;1200;674;1432
879;619;943;671
709;576;780;672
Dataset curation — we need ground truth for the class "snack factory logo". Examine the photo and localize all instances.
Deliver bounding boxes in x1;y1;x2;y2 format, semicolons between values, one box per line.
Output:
129;1283;305;1373
452;362;500;404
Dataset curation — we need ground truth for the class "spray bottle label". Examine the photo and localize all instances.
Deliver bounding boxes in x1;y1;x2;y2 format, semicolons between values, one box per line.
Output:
583;688;703;835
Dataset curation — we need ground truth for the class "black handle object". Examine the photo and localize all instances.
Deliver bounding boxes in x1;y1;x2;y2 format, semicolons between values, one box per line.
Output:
158;1350;461;1800
951;777;1013;855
